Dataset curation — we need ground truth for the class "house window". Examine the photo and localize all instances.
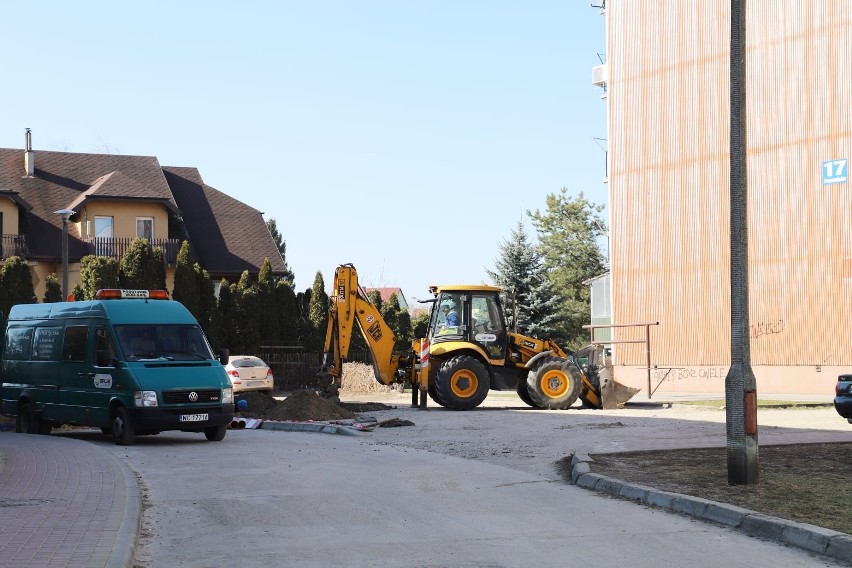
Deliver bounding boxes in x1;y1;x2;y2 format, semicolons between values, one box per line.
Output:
136;217;154;241
94;216;114;256
95;216;113;239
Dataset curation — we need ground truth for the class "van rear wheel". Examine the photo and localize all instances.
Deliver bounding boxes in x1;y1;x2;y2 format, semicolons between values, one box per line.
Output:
204;424;227;441
112;407;135;445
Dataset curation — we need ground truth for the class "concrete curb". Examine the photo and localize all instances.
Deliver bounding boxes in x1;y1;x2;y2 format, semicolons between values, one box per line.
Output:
569;452;852;564
106;456;141;568
260;421;363;436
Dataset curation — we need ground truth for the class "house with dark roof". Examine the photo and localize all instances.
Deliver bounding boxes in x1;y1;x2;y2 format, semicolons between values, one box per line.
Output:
0;130;286;299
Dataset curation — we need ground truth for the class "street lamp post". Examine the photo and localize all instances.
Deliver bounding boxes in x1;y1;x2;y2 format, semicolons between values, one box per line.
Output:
53;209;75;300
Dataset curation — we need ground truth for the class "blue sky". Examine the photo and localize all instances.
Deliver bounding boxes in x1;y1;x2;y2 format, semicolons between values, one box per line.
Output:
1;1;608;305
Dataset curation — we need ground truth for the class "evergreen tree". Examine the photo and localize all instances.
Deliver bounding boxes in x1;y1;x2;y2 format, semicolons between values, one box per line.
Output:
307;271;329;350
528;189;607;349
0;256;38;315
78;255;119;300
215;279;237;351
0;256;35;314
118;239;165;290
257;258;281;342
43;273;63;303
385;293;413;351
266;218;295;286
234;271;261;353
487;220;562;339
195;264;216;333
172;241;199;316
275;281;298;343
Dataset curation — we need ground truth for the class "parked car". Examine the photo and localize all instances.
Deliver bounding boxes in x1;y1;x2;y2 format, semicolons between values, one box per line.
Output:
835;374;852;423
225;356;274;394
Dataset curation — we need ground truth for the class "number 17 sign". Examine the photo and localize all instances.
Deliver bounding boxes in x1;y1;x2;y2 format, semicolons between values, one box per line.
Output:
823;158;848;185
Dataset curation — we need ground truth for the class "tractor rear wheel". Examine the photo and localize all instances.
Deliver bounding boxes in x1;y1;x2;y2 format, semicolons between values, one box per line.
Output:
526;357;581;410
435;355;490;410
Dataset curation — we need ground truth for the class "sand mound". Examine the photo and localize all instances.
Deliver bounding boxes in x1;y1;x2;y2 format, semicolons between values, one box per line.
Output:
340;362;404;394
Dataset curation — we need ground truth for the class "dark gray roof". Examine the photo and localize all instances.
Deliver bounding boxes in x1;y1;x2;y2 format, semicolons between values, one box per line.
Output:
0;146;285;277
163;166;286;278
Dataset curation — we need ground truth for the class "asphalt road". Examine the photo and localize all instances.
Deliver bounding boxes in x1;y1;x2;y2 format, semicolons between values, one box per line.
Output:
76;394;850;568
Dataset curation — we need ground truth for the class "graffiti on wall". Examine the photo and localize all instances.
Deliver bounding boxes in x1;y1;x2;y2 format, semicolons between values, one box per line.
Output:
653;367;728;382
750;319;784;339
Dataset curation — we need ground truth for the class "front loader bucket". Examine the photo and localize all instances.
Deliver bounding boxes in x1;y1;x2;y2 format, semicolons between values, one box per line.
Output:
600;377;640;409
597;364;639;409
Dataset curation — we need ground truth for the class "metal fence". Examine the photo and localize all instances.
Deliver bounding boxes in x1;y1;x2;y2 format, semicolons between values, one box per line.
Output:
88;237;182;264
258;345;373;391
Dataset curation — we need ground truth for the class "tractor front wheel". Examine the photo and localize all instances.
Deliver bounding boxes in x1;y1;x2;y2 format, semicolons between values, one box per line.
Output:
526;357;581;410
435;355;490;410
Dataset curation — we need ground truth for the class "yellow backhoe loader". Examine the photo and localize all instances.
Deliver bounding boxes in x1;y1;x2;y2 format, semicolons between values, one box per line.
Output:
319;264;637;410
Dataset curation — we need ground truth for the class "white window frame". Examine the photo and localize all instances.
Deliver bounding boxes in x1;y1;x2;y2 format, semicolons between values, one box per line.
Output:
136;217;154;241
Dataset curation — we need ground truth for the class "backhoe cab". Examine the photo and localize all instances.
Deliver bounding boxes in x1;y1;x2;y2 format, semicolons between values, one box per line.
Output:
319;264;637;411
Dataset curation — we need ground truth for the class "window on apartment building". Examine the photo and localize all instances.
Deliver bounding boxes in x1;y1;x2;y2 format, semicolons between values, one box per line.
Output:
136;217;154;241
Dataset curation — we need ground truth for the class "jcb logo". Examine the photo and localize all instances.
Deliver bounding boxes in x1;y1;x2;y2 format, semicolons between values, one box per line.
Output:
523;340;536;349
338;280;346;301
367;322;382;341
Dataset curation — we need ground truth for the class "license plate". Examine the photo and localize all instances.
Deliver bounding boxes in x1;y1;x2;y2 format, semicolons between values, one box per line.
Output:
179;413;209;422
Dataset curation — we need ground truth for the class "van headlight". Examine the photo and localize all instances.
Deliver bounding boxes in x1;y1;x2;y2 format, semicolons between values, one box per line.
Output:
134;391;158;407
222;388;233;404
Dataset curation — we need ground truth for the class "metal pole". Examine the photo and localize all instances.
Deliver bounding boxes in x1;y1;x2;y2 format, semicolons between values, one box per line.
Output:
61;216;69;300
726;0;759;485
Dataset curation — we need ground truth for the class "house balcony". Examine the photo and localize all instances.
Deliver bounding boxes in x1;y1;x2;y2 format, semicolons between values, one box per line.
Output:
88;237;182;265
0;234;27;260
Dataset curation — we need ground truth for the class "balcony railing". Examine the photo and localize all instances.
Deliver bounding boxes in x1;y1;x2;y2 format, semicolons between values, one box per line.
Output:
88;237;182;264
0;235;27;260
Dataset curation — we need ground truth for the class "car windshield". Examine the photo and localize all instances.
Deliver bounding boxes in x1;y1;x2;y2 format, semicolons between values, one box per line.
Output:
114;324;214;361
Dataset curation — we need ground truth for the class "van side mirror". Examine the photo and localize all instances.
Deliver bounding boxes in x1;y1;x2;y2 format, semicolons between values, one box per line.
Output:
218;348;229;366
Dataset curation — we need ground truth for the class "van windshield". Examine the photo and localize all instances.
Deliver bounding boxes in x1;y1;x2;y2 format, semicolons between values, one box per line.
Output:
114;325;214;362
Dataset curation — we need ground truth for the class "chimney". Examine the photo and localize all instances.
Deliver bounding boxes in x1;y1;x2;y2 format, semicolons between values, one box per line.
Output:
24;128;34;177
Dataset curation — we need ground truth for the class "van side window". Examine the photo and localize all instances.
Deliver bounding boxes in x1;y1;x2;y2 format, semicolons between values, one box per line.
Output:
32;327;63;361
62;326;89;362
95;328;117;367
4;327;33;360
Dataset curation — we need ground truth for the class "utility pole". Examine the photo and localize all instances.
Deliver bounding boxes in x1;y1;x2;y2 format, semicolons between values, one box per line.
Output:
726;0;759;484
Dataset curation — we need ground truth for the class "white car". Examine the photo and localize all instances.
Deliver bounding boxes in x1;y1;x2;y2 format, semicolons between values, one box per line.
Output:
225;356;274;393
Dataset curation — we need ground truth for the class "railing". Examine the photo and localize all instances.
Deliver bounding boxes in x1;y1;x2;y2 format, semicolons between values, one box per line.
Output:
0;234;27;260
87;237;181;264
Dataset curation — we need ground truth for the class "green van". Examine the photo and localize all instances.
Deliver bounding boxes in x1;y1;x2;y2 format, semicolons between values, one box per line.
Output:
0;289;235;445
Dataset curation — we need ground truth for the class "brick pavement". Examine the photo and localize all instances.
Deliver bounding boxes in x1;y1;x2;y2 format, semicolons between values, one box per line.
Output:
0;433;139;568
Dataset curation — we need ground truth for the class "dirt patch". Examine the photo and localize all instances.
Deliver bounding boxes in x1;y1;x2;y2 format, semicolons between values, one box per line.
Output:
238;390;357;422
583;442;852;535
339;362;403;394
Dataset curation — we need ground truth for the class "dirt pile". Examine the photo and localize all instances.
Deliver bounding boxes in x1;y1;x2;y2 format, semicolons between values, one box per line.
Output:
238;391;356;422
340;362;404;394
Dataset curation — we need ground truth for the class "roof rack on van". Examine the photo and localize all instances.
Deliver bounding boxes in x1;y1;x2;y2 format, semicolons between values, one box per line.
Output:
95;289;170;300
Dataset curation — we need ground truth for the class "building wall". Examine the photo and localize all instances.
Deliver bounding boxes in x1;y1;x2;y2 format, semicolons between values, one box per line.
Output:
73;202;169;240
606;1;852;394
0;198;20;234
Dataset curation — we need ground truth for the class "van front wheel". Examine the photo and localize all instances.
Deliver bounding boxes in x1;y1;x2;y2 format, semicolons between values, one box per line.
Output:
112;407;135;445
204;424;227;441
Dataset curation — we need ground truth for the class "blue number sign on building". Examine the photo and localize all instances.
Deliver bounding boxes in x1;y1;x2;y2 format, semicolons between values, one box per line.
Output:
823;158;848;185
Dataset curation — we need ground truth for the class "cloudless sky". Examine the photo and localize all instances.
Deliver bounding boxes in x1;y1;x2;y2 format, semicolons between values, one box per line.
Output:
1;1;608;305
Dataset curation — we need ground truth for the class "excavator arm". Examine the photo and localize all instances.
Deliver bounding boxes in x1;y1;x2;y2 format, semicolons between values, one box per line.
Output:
320;264;411;388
